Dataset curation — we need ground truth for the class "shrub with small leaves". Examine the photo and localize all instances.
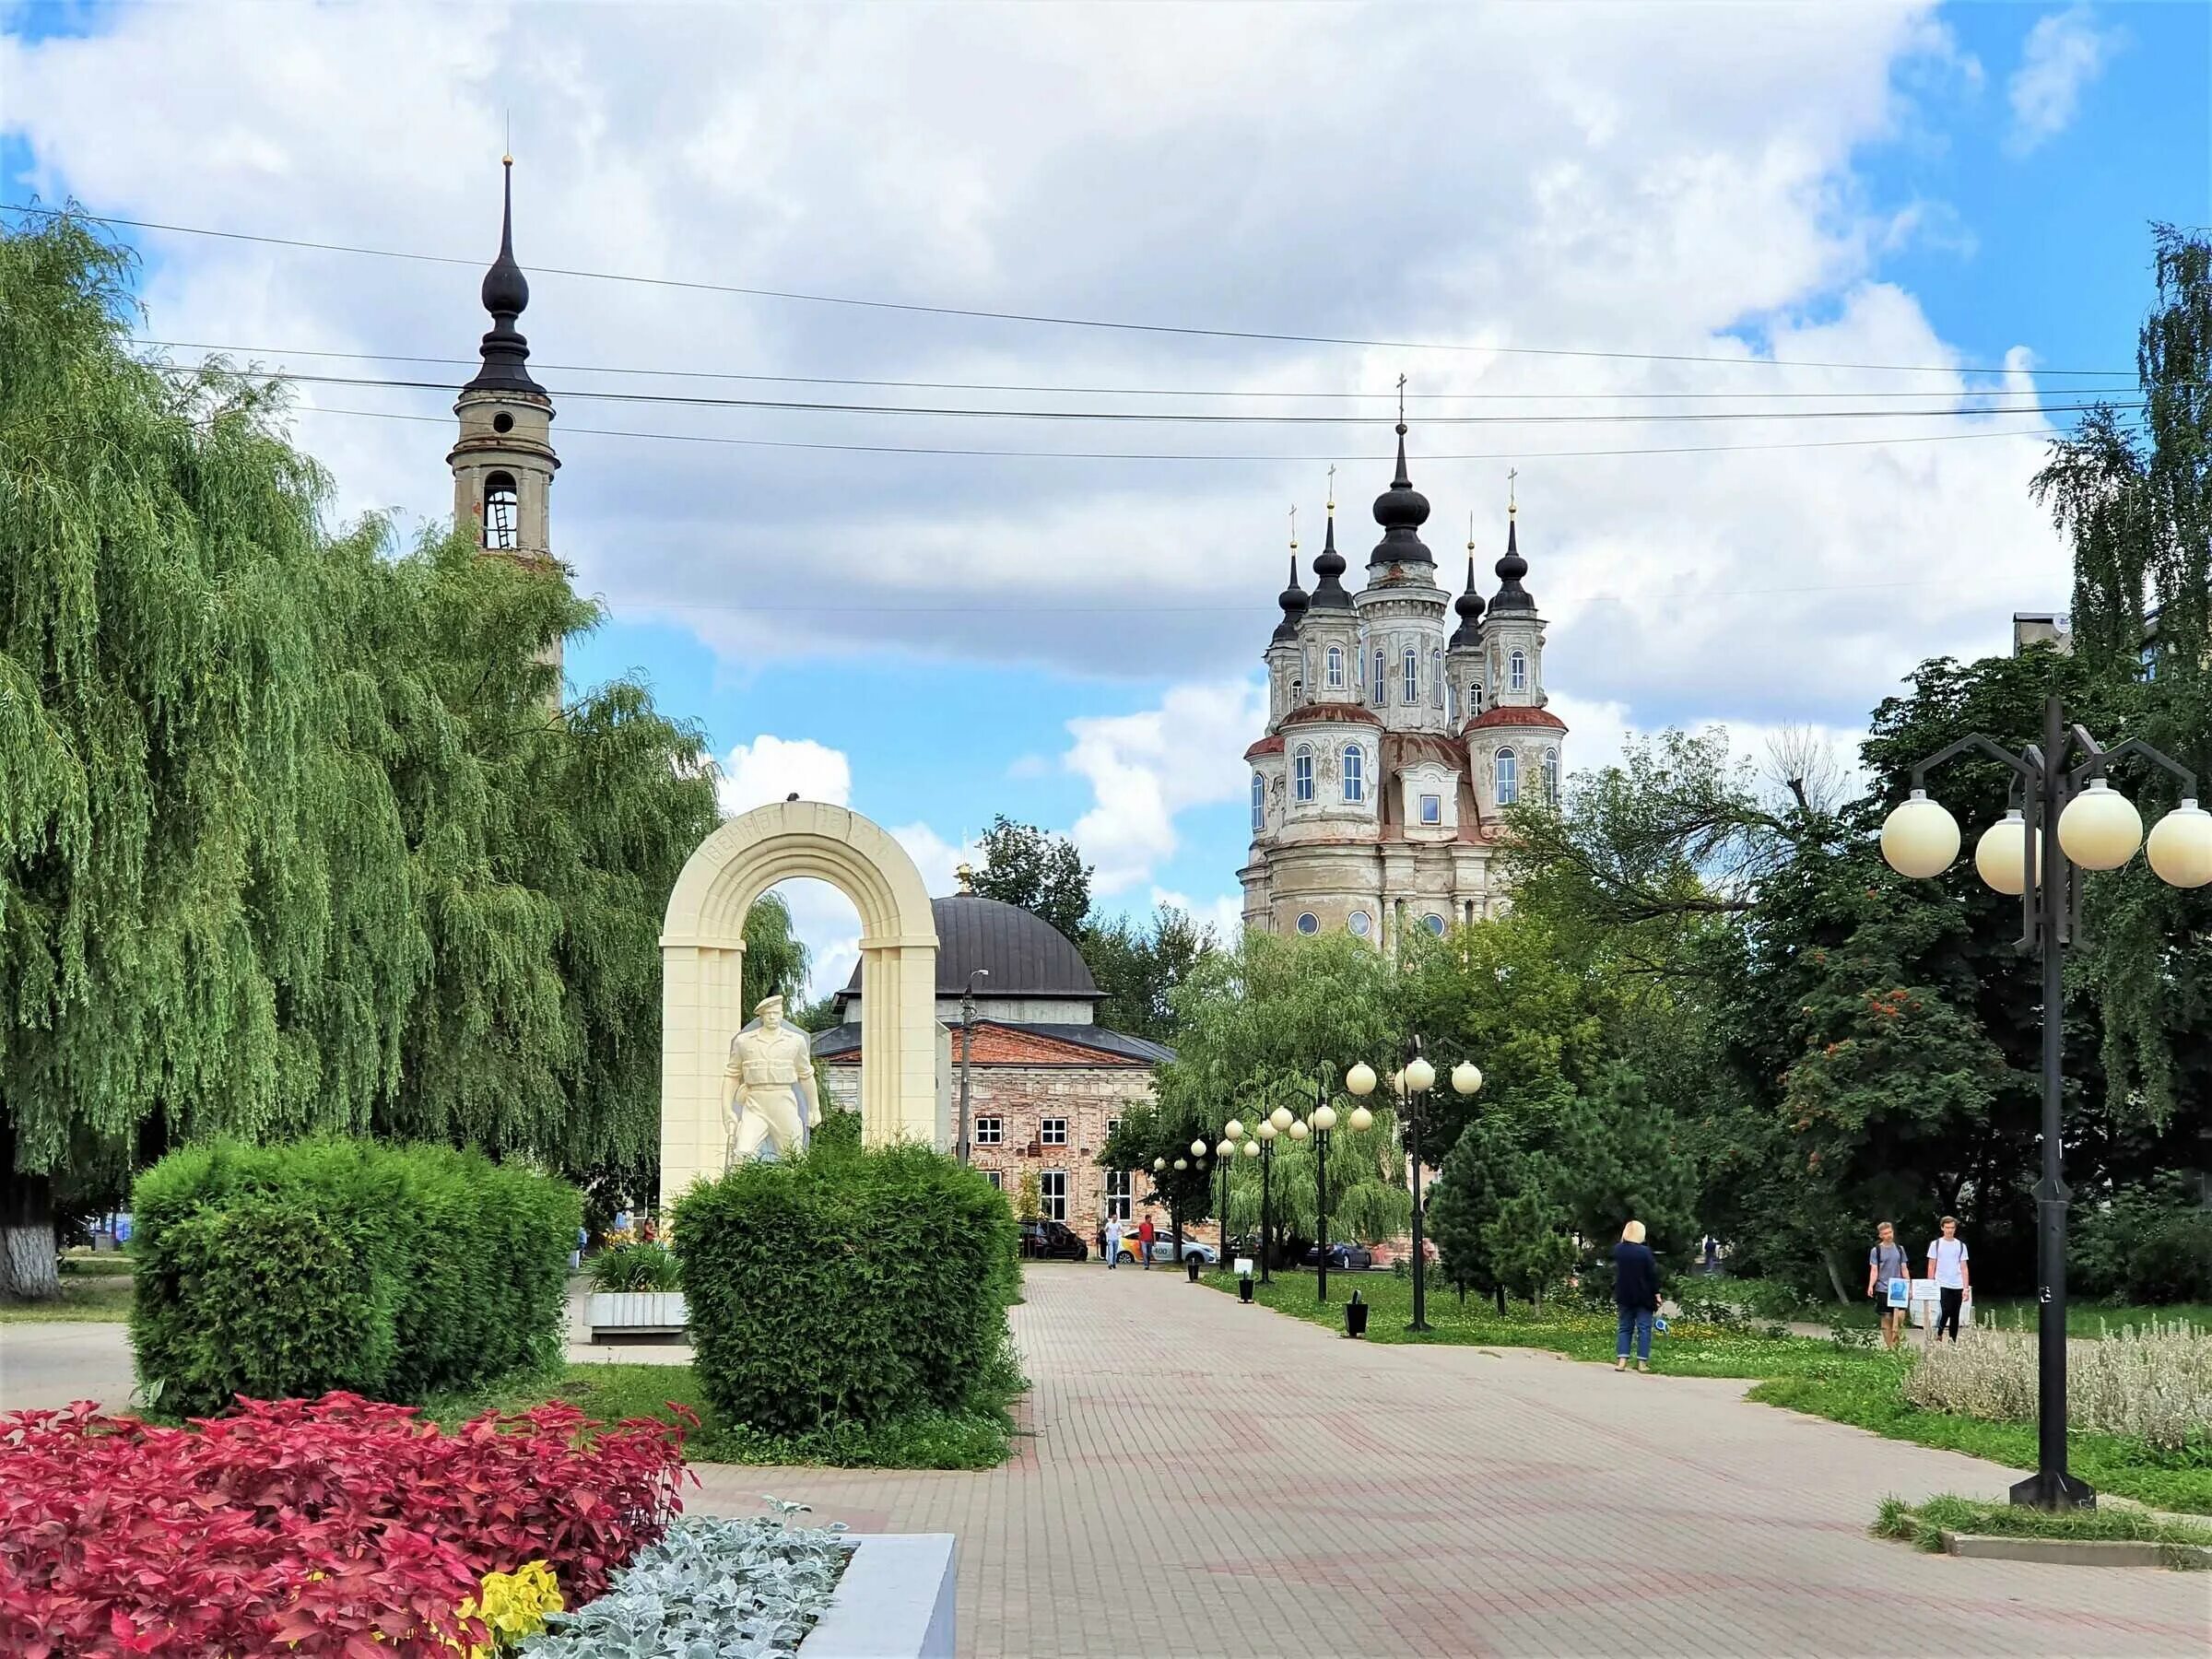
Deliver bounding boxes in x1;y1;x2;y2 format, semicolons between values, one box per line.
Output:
1901;1320;2212;1453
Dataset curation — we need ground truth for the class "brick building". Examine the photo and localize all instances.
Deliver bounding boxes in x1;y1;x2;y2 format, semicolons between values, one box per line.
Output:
811;892;1171;1240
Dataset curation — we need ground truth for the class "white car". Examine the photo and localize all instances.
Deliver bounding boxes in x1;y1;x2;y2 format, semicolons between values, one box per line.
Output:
1117;1236;1218;1265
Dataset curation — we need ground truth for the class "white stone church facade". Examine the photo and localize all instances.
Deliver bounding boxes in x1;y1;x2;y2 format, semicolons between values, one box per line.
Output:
1240;432;1566;947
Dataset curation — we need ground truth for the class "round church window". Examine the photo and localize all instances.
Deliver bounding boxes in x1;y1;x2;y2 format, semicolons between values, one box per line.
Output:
1347;911;1371;937
1296;912;1320;935
492;411;515;434
1424;912;1446;936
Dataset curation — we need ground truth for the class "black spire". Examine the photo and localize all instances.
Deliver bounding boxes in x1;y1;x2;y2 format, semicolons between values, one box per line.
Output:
1368;381;1434;574
1491;506;1534;611
1272;551;1309;642
465;159;545;395
1309;500;1354;609
1450;547;1487;649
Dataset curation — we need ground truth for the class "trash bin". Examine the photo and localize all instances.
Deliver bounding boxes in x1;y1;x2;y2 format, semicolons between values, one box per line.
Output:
1345;1291;1369;1338
1239;1277;1254;1303
1185;1255;1203;1283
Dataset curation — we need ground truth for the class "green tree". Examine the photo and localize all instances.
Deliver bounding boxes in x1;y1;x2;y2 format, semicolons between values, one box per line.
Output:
971;815;1092;939
1015;1170;1041;1225
1082;902;1215;1042
1426;1114;1549;1311
1098;1099;1216;1256
739;891;811;1015
1555;1065;1701;1266
1482;1182;1577;1308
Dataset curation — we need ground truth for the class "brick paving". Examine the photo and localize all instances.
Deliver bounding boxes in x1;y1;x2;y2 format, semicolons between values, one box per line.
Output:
691;1263;2211;1658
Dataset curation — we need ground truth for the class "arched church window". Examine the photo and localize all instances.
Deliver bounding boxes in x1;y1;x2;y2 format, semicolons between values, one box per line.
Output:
1289;677;1303;705
1468;680;1482;714
1496;747;1519;806
1371;648;1386;705
1509;649;1528;693
1402;649;1418;704
1445;682;1454;722
1544;747;1560;805
1342;744;1364;804
482;472;520;551
1431;650;1443;707
1251;772;1266;830
1294;746;1314;803
1325;646;1345;688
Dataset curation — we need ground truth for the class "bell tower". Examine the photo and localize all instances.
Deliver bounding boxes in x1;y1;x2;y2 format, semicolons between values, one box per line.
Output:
448;157;563;677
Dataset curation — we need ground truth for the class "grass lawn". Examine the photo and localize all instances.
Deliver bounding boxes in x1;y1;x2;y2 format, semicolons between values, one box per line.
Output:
424;1357;1025;1471
1875;1494;2212;1564
57;1253;135;1278
1206;1268;2212;1513
0;1277;134;1323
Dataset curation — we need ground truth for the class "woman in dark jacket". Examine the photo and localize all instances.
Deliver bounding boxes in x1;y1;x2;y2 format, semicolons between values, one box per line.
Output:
1613;1219;1661;1373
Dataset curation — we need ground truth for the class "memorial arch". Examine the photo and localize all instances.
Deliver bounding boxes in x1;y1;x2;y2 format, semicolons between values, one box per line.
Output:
659;800;941;1210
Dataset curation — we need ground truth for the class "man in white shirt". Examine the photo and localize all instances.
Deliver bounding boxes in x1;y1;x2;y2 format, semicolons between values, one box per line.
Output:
1105;1215;1124;1269
1926;1215;1971;1342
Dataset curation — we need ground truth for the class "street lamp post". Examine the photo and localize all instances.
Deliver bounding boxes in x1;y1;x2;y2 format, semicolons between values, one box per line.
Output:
1347;1040;1481;1334
1309;1065;1339;1303
1255;1113;1281;1285
1216;1120;1242;1273
1882;692;2209;1511
958;968;989;1166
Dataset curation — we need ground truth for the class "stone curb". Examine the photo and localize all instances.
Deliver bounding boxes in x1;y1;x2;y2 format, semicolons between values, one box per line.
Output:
1939;1529;2212;1570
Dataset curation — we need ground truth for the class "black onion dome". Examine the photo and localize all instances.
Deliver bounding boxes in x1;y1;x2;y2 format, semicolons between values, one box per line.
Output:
1368;424;1434;571
1272;553;1309;642
1491;512;1534;610
1449;554;1487;648
1308;506;1354;609
465;159;545;395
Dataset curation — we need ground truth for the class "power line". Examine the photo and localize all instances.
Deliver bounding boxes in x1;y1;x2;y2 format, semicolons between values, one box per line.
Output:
133;337;2147;404
287;402;2088;463
157;363;2137;427
8;202;2131;377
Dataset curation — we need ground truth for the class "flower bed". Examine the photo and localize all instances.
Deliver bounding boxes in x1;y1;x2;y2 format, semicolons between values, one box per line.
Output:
0;1394;691;1656
1900;1320;2212;1453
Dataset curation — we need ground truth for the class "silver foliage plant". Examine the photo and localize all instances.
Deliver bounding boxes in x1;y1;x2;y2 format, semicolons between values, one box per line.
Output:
1900;1320;2212;1453
523;1500;854;1659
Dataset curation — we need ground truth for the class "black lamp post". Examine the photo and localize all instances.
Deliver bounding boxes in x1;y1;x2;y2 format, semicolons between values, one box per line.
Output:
1882;692;2208;1511
1215;1118;1243;1275
1308;1065;1340;1303
1255;1115;1279;1286
957;967;988;1166
1347;1037;1482;1335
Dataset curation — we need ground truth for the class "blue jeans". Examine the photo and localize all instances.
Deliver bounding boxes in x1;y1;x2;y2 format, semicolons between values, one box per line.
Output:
1617;1307;1653;1360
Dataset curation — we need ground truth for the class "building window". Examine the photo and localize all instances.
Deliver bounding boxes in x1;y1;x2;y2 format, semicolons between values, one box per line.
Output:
1325;646;1345;688
1419;793;1442;826
1372;649;1387;705
1294;745;1314;802
1041;1117;1068;1146
2140;642;2160;681
1544;747;1560;804
1040;1171;1068;1221
1348;910;1371;937
1431;650;1443;707
1468;680;1482;714
1509;650;1528;693
1497;747;1519;806
1424;912;1447;936
1445;682;1455;722
1105;1115;1122;1141
1104;1170;1132;1220
1403;649;1418;704
482;472;519;551
1290;677;1303;704
1342;745;1364;803
1251;772;1265;831
1296;912;1320;935
973;1115;1003;1146
984;1170;1003;1191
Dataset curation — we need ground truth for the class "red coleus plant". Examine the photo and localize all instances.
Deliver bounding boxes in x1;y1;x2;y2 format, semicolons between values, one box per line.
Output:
0;1393;693;1658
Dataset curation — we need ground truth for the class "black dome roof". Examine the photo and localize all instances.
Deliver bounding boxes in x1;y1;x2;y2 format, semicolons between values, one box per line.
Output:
841;895;1098;999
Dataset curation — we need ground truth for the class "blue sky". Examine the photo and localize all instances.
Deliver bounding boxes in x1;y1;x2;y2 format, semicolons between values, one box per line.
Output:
6;1;2206;990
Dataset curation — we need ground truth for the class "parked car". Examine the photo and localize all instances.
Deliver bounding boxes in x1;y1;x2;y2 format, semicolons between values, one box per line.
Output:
1020;1219;1089;1262
1300;1241;1376;1271
1116;1235;1218;1265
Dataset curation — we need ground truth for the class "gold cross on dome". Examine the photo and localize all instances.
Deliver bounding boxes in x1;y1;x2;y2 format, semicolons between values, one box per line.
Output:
1508;466;1518;513
1288;503;1298;549
1325;463;1336;512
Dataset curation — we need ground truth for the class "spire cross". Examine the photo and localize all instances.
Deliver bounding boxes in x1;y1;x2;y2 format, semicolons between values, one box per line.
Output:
1396;374;1407;429
1467;510;1476;552
1325;464;1336;512
1288;503;1298;549
1508;466;1518;514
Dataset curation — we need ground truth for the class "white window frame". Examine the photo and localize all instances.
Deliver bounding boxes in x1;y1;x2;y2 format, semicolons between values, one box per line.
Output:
1419;793;1442;826
1348;910;1371;937
1297;912;1320;935
1431;649;1444;707
1294;746;1314;803
1423;912;1446;936
1468;680;1482;714
1041;1116;1069;1147
984;1170;1004;1191
1372;649;1387;704
1342;744;1364;803
1251;772;1265;831
482;473;520;551
1497;747;1519;806
1104;1170;1132;1221
1290;677;1303;704
973;1114;1003;1146
1403;648;1418;704
1040;1170;1068;1222
1509;650;1528;693
1544;747;1560;804
1325;645;1345;688
1105;1115;1122;1141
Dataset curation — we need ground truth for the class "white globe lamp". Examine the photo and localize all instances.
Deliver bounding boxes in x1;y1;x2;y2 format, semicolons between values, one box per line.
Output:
1972;809;2036;897
2147;800;2212;888
1288;1118;1310;1140
1347;1104;1374;1131
1191;1138;1208;1159
1269;1105;1294;1131
1217;1138;1235;1158
1881;789;1961;878
1404;1056;1436;1093
1153;1157;1166;1171
1241;1139;1260;1159
1346;1063;1377;1098
1256;1119;1277;1141
1313;1103;1337;1131
1451;1062;1483;1096
1173;1159;1188;1171
1225;1118;1245;1140
2057;778;2143;870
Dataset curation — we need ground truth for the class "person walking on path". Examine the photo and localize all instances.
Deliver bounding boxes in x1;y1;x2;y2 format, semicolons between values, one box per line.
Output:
1612;1220;1661;1373
1926;1216;1971;1342
1105;1215;1124;1268
1865;1221;1910;1350
1138;1215;1157;1270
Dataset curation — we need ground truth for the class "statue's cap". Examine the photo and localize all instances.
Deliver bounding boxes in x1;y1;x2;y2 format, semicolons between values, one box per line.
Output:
753;994;785;1017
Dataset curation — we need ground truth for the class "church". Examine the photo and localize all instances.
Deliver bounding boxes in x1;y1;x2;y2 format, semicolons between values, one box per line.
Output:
1239;428;1567;946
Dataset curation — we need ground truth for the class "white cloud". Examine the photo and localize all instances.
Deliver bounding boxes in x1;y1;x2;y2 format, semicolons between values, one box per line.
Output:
1064;680;1269;894
2006;6;2123;155
758;877;863;1005
716;735;852;817
888;821;982;899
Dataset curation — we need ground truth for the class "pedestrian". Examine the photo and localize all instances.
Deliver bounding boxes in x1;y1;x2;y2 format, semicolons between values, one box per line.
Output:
1925;1216;1971;1342
1865;1220;1910;1350
1105;1214;1124;1268
1138;1214;1157;1270
1702;1234;1719;1275
1612;1219;1661;1374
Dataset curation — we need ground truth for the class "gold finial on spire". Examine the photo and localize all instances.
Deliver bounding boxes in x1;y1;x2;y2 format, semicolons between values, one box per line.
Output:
1508;465;1518;515
502;109;512;169
955;862;976;895
1325;463;1336;514
1288;503;1298;551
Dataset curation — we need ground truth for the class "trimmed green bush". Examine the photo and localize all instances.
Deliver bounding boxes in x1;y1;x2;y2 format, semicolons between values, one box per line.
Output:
132;1139;579;1415
675;1141;1018;1434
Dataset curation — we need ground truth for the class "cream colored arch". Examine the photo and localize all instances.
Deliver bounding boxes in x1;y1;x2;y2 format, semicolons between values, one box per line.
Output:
659;800;940;1211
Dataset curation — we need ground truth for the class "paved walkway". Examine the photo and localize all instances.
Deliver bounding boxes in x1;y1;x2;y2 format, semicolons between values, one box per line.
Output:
692;1265;2210;1659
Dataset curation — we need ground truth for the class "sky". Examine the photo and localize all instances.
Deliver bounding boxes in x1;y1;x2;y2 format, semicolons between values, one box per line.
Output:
4;1;2206;997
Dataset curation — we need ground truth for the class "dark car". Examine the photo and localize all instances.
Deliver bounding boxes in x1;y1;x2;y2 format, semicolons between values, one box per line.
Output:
1020;1219;1089;1262
1300;1241;1375;1271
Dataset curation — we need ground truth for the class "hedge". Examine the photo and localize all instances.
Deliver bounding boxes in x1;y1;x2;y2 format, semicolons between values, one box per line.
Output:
132;1139;580;1414
674;1141;1018;1434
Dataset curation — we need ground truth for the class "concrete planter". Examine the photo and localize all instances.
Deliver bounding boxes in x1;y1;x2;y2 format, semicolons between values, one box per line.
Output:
800;1535;956;1658
584;1290;688;1335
